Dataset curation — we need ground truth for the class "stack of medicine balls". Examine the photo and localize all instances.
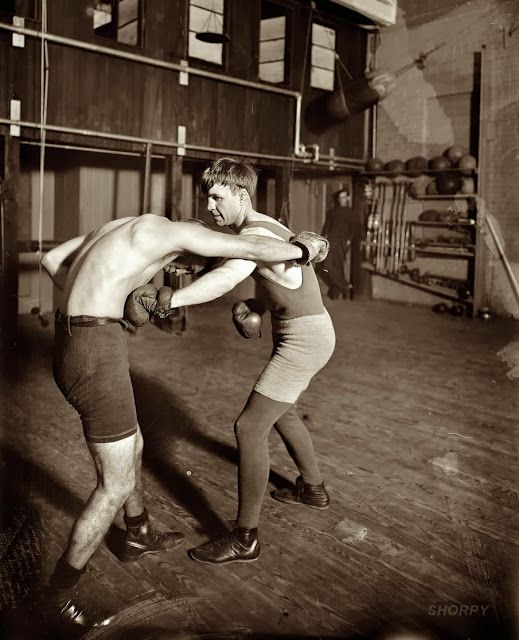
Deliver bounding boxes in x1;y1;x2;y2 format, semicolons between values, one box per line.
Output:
365;145;477;196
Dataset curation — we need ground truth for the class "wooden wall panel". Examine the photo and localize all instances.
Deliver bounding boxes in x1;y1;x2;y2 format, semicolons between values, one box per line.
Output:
5;1;368;161
0;35;10;120
227;0;260;80
144;0;188;60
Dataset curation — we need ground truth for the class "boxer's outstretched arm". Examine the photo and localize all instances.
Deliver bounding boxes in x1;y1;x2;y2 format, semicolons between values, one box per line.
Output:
170;259;256;308
40;234;88;291
135;217;305;263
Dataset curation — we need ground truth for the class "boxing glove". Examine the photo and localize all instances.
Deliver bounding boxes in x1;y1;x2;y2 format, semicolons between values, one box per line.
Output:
124;284;159;327
232;299;263;339
290;231;330;265
154;286;175;318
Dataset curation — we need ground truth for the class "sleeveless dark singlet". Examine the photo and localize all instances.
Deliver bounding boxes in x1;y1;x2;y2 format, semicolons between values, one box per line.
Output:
243;220;324;321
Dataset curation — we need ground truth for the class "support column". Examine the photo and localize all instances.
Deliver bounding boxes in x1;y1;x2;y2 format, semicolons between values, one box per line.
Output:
351;174;372;300
1;135;20;354
274;165;291;226
161;154;187;332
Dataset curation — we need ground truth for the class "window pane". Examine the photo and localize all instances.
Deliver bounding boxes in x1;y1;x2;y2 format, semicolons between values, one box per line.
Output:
259;61;285;83
118;0;138;28
312;23;335;49
189;32;223;64
311;67;334;91
118;20;138;44
189;5;223;34
94;8;112;29
311;45;335;70
259;38;285;63
191;0;224;13
260;15;285;41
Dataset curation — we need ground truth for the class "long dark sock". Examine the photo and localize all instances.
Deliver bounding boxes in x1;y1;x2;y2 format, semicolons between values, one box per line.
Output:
235;391;291;529
49;555;86;591
274;406;322;485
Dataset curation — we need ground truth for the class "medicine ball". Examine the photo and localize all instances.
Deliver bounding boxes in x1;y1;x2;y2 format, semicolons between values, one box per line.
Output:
405;156;428;177
385;159;405;177
450;303;465;317
444;145;466;165
457;154;477;175
436;172;461;195
366;157;384;174
433;303;448;314
429;155;452;174
419;209;440;221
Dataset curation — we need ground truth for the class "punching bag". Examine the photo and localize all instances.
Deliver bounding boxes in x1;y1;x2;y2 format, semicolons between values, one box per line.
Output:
325;70;396;122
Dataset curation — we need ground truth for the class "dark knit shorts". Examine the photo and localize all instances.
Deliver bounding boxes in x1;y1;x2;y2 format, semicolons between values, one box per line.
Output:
53;318;138;444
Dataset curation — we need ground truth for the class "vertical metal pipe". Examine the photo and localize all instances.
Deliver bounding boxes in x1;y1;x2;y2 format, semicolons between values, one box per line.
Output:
143;142;152;212
293;94;302;156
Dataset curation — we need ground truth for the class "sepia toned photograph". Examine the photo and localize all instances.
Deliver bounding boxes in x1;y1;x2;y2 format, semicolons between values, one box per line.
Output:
0;1;517;638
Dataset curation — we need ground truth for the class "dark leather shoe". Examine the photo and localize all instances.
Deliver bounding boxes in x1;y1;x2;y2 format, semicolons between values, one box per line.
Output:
43;587;115;628
189;528;260;564
271;476;330;509
121;525;185;562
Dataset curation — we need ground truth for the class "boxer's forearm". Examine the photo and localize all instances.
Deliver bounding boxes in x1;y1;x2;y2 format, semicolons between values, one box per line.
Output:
170;260;254;308
170;274;233;308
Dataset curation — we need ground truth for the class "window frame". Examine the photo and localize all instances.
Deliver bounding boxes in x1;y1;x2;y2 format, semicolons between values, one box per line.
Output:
93;0;145;50
187;0;228;70
309;19;337;93
257;0;293;88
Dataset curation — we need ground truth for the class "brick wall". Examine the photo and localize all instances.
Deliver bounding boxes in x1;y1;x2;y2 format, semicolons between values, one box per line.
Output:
371;0;519;317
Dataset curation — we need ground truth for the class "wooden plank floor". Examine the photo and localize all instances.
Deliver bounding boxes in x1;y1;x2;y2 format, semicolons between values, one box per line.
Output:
1;298;518;639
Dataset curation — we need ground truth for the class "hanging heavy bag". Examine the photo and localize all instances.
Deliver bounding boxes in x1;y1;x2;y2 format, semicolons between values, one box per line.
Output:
325;70;397;122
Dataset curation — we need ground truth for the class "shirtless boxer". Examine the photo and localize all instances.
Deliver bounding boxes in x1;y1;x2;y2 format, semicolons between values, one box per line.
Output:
129;160;336;564
40;213;326;628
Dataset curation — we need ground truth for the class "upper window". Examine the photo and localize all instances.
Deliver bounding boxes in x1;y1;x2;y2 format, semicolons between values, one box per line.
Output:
310;23;336;91
259;2;288;84
94;0;142;46
188;0;225;66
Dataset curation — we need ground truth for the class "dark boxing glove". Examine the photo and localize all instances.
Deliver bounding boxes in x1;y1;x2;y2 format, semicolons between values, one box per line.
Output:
154;286;174;319
124;284;159;327
290;231;330;265
232;299;263;339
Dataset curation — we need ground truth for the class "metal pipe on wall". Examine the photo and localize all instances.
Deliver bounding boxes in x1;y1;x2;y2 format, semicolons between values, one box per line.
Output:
21;139;165;158
0;118;364;170
143;142;152;212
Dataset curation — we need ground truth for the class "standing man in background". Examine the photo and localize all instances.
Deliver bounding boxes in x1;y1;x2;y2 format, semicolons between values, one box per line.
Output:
318;187;357;300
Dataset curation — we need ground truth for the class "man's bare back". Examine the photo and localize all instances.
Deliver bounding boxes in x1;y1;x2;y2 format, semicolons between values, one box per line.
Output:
60;217;174;317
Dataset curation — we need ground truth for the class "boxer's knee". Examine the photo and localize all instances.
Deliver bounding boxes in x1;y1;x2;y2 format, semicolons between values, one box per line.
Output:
234;414;269;447
100;465;136;509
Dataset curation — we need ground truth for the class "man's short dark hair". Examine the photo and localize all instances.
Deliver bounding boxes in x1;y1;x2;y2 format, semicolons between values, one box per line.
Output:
200;158;258;197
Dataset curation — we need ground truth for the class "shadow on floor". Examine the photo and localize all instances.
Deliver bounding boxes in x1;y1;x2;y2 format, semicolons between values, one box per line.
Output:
131;369;295;536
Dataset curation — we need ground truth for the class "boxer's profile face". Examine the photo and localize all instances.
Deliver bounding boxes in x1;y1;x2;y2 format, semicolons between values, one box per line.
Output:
206;183;241;226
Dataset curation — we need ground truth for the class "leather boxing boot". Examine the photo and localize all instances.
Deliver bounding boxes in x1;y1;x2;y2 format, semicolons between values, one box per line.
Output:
189;527;260;564
121;509;185;562
41;585;115;629
271;476;330;509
